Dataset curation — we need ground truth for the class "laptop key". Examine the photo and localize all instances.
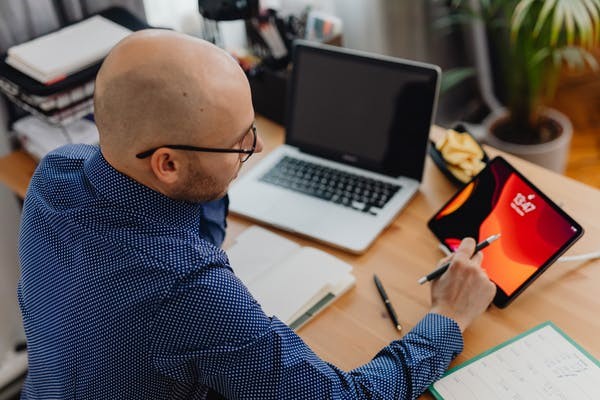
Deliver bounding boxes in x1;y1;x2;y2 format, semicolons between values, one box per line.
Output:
352;201;365;210
260;156;401;215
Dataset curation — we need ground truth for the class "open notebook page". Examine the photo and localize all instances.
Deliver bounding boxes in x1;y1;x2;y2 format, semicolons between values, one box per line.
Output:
227;226;299;284
227;226;353;324
248;247;352;322
431;322;600;400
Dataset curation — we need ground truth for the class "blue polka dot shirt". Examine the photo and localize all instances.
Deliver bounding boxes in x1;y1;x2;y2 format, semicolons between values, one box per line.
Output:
18;144;463;399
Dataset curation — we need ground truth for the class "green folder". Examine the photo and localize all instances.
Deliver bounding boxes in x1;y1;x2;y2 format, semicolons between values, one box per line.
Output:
430;321;600;399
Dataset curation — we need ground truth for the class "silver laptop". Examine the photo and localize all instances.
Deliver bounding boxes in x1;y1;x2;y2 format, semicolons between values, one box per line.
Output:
229;41;441;253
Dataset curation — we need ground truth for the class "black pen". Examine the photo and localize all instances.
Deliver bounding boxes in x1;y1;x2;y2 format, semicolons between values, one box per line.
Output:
418;233;501;285
373;274;402;332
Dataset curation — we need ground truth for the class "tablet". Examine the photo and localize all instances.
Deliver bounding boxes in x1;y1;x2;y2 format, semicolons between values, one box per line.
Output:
428;156;584;308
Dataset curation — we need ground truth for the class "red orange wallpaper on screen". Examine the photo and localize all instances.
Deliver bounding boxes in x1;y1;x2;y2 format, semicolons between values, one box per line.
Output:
441;174;578;296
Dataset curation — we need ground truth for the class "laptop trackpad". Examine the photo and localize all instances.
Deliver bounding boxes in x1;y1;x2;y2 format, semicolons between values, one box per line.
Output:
268;201;320;233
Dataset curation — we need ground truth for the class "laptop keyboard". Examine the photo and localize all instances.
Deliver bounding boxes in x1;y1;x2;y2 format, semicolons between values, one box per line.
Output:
259;156;401;215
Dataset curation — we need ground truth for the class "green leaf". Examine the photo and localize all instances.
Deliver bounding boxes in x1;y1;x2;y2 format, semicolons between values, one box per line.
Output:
529;48;551;67
570;1;592;47
581;48;600;70
560;47;585;69
581;0;600;45
552;49;562;69
551;0;566;45
534;0;558;37
440;67;476;94
556;47;600;70
563;1;576;44
512;0;536;39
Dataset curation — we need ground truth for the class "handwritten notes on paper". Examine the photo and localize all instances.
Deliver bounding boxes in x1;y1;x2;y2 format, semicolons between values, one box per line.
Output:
431;322;600;400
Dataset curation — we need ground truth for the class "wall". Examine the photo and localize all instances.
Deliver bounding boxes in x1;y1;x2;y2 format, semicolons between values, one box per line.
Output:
329;0;480;125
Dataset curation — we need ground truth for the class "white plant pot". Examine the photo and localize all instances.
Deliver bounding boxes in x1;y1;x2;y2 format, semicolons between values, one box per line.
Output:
480;108;573;173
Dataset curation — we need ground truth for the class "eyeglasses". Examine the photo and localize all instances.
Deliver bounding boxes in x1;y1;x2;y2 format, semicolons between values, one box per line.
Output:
135;124;257;162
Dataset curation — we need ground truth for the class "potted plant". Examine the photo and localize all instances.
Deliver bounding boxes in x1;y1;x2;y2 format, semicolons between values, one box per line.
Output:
442;0;600;172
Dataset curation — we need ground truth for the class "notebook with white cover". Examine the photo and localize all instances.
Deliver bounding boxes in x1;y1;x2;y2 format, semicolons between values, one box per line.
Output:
7;15;131;85
229;40;440;254
226;226;355;330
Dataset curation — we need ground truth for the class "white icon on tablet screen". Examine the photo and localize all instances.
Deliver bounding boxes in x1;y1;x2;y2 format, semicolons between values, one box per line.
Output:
511;193;536;216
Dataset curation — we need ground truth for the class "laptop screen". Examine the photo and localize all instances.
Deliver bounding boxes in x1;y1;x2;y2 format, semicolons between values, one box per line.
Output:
285;41;440;180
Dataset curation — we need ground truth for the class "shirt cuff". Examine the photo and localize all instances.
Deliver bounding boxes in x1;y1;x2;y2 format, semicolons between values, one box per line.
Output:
410;313;464;358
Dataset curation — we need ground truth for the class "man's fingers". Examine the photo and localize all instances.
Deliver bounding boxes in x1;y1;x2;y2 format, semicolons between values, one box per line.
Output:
471;251;483;265
454;237;476;259
437;255;452;267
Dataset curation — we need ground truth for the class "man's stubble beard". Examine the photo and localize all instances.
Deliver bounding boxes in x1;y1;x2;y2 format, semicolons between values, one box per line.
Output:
171;163;241;203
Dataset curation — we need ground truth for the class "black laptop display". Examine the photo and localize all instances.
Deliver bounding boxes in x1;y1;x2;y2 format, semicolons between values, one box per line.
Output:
286;41;440;180
230;41;441;253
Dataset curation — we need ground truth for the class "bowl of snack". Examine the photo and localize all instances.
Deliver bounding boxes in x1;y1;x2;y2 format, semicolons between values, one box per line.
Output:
428;124;489;187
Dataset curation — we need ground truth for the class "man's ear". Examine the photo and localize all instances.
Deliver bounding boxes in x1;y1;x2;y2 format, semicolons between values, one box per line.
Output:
149;149;182;185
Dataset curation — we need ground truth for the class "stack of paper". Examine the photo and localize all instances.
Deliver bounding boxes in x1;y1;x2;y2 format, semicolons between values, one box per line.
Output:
6;15;131;85
13;115;99;160
227;226;355;330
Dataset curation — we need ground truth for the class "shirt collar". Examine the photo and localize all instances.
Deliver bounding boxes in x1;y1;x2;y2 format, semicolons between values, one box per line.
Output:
83;147;204;231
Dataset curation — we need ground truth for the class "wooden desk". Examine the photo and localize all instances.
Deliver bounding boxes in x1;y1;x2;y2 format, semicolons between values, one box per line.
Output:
0;150;37;199
2;116;600;398
230;117;600;398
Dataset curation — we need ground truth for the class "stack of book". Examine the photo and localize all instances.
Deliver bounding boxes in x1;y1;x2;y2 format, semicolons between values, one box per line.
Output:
0;77;96;126
0;7;147;126
6;15;131;86
13;115;99;161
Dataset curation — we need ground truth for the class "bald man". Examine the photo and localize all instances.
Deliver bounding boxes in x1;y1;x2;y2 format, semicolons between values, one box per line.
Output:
18;30;495;399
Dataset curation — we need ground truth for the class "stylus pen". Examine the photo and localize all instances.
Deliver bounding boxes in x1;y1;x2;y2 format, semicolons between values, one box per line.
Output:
418;233;501;285
373;274;402;332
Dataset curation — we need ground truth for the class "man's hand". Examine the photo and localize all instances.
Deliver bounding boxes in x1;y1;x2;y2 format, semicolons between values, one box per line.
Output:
429;238;496;332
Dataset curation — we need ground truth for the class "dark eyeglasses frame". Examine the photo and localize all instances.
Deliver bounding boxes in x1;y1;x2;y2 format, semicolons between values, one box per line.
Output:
135;124;257;162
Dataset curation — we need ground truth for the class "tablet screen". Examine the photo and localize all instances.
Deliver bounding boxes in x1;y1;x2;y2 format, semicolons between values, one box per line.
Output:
428;156;583;307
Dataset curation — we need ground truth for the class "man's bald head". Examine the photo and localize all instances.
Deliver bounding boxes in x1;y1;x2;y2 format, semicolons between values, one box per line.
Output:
94;29;251;166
